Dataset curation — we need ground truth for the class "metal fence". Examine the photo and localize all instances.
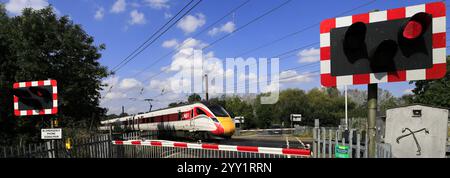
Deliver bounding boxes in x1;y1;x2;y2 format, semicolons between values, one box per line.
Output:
312;127;392;158
0;131;157;158
0;134;110;158
0;131;311;158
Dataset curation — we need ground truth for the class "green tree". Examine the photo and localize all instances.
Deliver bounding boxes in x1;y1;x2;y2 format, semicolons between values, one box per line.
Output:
207;95;256;129
410;57;450;108
0;6;109;144
188;93;201;103
253;93;276;128
305;88;357;126
168;101;185;107
274;89;308;126
223;96;255;129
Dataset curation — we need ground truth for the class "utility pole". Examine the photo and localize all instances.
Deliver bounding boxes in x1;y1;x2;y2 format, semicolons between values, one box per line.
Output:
204;74;209;101
367;84;377;158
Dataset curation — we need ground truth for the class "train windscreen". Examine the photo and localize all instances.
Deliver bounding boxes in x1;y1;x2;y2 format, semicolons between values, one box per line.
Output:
207;105;229;117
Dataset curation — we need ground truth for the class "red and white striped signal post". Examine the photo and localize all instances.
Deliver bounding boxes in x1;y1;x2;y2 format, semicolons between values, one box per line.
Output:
320;2;446;157
13;79;58;116
13;79;60;141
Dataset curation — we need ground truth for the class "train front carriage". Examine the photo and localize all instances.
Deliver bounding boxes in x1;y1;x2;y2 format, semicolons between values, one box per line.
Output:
99;102;236;140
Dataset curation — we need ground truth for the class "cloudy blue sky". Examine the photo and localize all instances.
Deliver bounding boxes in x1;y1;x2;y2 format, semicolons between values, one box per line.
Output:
1;0;447;114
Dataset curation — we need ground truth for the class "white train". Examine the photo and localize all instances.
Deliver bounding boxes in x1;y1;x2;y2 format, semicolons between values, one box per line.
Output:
99;102;236;140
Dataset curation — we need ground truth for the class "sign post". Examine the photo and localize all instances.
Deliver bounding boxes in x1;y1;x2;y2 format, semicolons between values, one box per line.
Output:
13;79;61;158
290;114;302;128
367;84;377;157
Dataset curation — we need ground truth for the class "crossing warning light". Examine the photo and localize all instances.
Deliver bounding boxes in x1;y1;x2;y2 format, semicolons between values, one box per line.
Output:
13;79;58;116
320;2;446;87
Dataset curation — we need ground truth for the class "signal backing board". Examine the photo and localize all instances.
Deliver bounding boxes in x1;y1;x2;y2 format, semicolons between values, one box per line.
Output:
13;79;58;116
320;2;446;87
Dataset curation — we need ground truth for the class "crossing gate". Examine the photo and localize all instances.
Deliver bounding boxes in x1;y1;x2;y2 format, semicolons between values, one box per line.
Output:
112;140;311;158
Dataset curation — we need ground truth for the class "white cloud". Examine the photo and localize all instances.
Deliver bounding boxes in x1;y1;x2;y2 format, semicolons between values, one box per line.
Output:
157;37;229;96
111;0;126;13
403;88;413;95
104;91;127;100
166;38;207;72
101;76;119;93
297;47;320;63
208;21;235;36
119;78;143;90
177;13;206;34
279;70;315;83
162;39;179;49
130;2;141;8
178;37;208;49
145;0;170;9
164;12;172;19
5;0;49;15
149;79;171;93
129;10;146;25
94;7;104;20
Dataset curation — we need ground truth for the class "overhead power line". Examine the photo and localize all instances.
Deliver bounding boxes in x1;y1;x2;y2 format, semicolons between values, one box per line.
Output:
128;0;252;79
111;0;203;73
104;0;378;110
110;0;196;72
137;0;294;85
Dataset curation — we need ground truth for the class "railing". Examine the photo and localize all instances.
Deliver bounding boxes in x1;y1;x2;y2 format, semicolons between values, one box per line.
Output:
111;140;312;158
0;131;158;158
313;127;368;158
0;134;111;158
312;127;392;158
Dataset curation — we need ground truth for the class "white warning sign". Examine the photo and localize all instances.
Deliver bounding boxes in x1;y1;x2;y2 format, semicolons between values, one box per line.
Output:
41;128;62;139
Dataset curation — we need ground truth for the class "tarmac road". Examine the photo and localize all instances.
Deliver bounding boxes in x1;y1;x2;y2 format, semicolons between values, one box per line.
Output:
217;134;313;148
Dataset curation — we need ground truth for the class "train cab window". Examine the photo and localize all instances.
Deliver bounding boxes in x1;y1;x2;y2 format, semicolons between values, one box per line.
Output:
196;108;207;116
206;104;229;117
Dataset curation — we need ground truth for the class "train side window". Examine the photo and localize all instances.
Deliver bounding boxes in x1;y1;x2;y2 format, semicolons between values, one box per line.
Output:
178;111;182;121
